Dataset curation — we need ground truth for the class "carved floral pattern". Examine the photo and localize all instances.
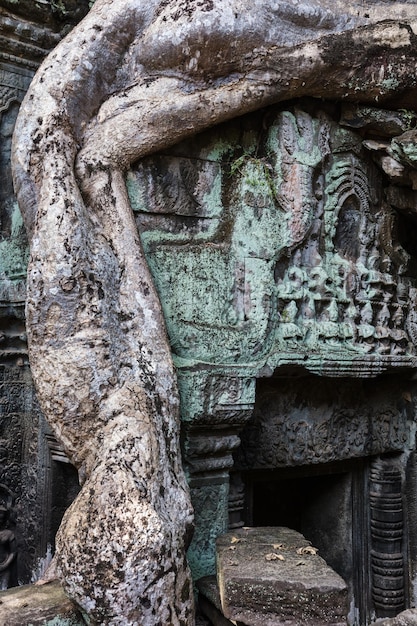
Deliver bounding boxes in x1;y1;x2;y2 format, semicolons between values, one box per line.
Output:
235;378;414;470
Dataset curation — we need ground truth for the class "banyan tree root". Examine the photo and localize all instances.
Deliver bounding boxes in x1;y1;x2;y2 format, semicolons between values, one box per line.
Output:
11;0;417;623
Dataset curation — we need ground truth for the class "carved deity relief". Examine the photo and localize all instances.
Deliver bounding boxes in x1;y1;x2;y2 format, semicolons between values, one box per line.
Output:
129;102;417;377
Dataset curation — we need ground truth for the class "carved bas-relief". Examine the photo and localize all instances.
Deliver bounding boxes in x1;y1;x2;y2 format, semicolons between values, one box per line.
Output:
132;106;417;374
10;0;417;623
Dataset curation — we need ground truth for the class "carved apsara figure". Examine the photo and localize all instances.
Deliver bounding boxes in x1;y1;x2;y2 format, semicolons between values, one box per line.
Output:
358;302;376;354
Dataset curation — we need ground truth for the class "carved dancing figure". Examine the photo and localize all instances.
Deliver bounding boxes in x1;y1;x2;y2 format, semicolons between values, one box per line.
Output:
358;302;376;354
375;303;391;354
278;300;303;347
317;299;340;348
278;249;307;300
339;302;357;346
391;306;409;356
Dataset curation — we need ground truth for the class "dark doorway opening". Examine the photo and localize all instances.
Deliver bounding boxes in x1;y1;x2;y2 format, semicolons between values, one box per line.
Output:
242;459;373;625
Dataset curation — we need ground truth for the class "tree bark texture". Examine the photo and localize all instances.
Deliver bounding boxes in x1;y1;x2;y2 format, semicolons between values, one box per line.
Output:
10;0;417;624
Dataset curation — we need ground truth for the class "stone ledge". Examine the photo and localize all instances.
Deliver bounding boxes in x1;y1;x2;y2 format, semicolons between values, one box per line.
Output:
0;580;84;625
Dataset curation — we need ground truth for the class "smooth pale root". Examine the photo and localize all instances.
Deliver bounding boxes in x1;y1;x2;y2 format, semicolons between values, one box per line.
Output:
11;0;417;623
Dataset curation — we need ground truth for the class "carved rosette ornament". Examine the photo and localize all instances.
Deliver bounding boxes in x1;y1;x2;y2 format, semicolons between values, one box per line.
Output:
10;0;417;623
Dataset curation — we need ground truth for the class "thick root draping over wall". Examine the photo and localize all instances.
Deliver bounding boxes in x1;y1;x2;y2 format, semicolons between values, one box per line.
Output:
11;0;417;623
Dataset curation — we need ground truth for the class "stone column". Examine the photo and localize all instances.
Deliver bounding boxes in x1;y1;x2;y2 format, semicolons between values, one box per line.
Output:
179;369;255;580
370;457;407;618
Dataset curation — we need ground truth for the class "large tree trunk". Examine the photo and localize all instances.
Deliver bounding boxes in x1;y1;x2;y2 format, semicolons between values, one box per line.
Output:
11;0;417;623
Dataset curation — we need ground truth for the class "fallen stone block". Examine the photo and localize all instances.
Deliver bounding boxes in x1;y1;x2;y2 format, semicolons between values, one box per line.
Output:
216;526;348;626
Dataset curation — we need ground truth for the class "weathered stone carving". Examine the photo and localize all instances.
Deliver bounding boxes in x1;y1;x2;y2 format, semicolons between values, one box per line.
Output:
130;99;417;582
0;484;16;590
132;106;417;378
236;377;415;471
370;459;406;618
10;0;417;622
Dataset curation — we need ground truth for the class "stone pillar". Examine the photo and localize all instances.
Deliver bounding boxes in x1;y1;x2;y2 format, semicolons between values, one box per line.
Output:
370;457;407;618
179;370;255;580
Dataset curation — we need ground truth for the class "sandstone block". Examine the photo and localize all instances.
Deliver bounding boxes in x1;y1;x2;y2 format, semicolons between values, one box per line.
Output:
216;527;348;626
